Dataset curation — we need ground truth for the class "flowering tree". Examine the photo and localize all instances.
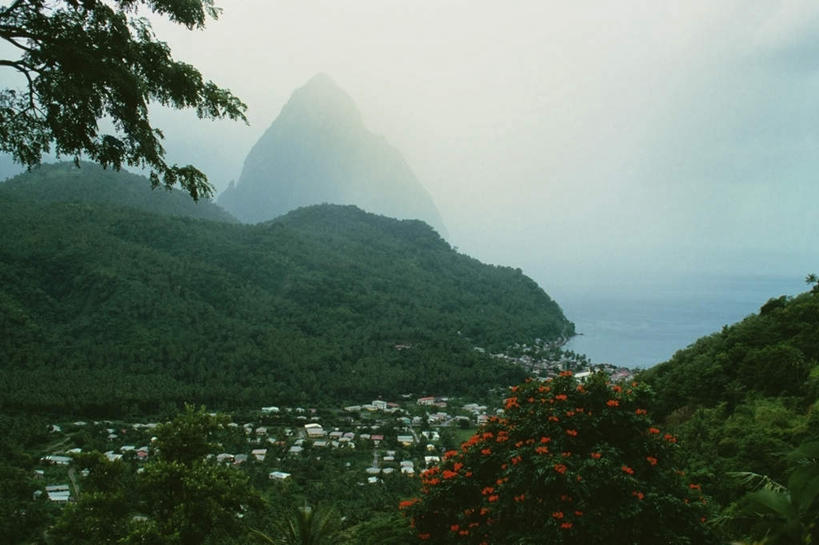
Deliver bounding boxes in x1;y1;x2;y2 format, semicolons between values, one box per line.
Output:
402;373;717;544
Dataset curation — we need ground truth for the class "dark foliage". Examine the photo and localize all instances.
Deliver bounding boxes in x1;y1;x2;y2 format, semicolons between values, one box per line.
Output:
0;166;573;416
0;0;246;199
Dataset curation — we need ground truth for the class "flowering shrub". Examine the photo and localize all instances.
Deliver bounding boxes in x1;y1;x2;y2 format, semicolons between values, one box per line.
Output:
402;373;717;544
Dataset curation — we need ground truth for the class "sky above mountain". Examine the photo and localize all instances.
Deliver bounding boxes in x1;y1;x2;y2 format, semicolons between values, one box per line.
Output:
3;1;818;293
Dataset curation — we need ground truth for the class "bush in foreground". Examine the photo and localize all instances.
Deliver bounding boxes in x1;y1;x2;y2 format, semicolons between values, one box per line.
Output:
403;373;717;544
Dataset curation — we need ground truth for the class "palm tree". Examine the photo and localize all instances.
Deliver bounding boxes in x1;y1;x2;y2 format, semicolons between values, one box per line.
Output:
727;441;819;545
253;504;342;545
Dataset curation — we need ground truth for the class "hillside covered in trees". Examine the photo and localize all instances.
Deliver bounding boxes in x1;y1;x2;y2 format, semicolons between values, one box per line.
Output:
640;285;819;510
0;164;573;417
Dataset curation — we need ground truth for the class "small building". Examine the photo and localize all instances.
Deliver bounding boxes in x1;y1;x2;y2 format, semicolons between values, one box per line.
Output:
45;485;71;503
42;455;71;465
304;423;325;438
251;448;267;462
233;454;248;465
261;406;280;414
269;471;291;480
216;453;235;464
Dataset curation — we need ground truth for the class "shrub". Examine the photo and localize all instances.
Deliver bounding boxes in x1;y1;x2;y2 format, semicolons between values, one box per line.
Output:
402;373;717;544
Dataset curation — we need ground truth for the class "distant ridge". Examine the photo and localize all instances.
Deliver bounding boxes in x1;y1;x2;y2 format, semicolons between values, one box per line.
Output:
218;74;447;236
0;161;237;223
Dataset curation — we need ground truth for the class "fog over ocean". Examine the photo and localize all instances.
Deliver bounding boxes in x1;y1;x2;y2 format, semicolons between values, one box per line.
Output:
552;274;808;369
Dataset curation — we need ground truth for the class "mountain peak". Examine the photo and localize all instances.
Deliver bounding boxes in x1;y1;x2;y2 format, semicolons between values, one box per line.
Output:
279;73;362;129
218;75;447;236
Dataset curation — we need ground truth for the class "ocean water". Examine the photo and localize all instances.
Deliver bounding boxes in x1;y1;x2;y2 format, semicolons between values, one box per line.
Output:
554;274;808;369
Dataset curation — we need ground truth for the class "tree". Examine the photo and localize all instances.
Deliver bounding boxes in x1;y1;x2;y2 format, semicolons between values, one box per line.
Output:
726;441;819;545
253;504;342;545
402;373;717;545
51;406;262;545
0;0;246;200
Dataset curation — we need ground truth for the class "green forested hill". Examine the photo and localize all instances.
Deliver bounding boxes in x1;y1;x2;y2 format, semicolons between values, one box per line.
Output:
640;287;819;502
0;168;572;417
0;162;237;223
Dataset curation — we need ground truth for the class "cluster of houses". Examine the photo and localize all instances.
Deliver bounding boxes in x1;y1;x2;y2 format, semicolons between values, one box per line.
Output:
35;359;637;503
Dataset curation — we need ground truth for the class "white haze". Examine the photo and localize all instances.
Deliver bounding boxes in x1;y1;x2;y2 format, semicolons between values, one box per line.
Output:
4;1;819;298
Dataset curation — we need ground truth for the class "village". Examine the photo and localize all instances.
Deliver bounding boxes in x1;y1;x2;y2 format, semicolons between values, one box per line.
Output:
36;350;634;505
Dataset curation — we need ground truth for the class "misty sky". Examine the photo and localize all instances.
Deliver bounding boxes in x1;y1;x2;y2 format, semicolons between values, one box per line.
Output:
4;1;819;294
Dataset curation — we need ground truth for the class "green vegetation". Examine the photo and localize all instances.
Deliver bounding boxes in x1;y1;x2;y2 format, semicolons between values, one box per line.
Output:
639;282;819;542
51;407;262;545
0;0;245;199
0;162;237;222
0;164;572;417
404;373;716;544
723;440;819;545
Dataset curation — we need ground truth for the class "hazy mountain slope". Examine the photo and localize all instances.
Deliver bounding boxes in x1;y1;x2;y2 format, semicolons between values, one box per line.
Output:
218;74;447;236
0;161;237;223
0;189;571;416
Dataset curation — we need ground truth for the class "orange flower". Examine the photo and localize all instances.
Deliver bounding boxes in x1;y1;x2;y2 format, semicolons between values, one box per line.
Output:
442;470;458;479
555;394;568;401
560;370;573;377
646;456;658;466
632;490;644;500
648;427;660;434
574;510;583;516
621;465;635;475
590;452;602;459
606;399;619;407
611;385;622;393
535;446;549;455
481;448;492;456
560;522;573;529
488;494;499;502
514;494;526;502
398;498;419;510
552;511;564;519
481;486;495;496
450;524;460;532
540;436;551;443
554;464;568;474
418;533;430;540
566;429;578;437
635;408;647;415
443;450;458;460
